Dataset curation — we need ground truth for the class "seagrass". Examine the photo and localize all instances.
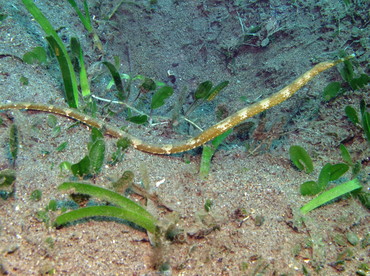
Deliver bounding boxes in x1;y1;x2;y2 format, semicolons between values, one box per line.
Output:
0;56;353;154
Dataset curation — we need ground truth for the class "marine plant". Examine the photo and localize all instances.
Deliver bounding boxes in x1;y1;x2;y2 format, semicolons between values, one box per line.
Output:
322;51;370;101
345;100;370;144
199;129;232;179
22;0;80;108
0;123;19;199
60;128;106;178
54;182;157;233
299;162;350;196
300;178;362;214
0;169;16;200
289;145;314;174
66;0;102;51
292;144;367;214
8;123;18;167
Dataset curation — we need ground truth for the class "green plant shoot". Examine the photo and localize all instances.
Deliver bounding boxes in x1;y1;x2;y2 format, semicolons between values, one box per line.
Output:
185;80;229;117
9;124;18;166
22;0;79;108
22;46;47;65
70;37;91;99
289;145;314;174
300;162;349;196
345;100;370;144
55;182;157;233
360;100;370;143
199;129;232;179
300;178;362;214
66;128;106;177
151;86;174;109
103;61;125;100
66;0;103;51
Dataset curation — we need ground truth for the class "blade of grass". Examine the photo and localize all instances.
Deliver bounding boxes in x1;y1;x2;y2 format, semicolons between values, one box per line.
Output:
300;178;362;214
66;0;92;32
54;205;157;233
58;182;155;221
103;61;125;100
199;129;232;179
71;37;91;99
66;0;103;51
46;36;79;108
22;0;79;108
9;124;19;167
199;145;213;179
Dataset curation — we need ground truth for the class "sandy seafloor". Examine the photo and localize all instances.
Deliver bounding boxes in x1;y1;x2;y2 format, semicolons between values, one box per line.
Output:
0;0;369;275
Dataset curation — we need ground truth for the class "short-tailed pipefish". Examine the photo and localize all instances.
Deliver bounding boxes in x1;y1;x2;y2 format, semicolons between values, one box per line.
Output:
0;55;354;154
